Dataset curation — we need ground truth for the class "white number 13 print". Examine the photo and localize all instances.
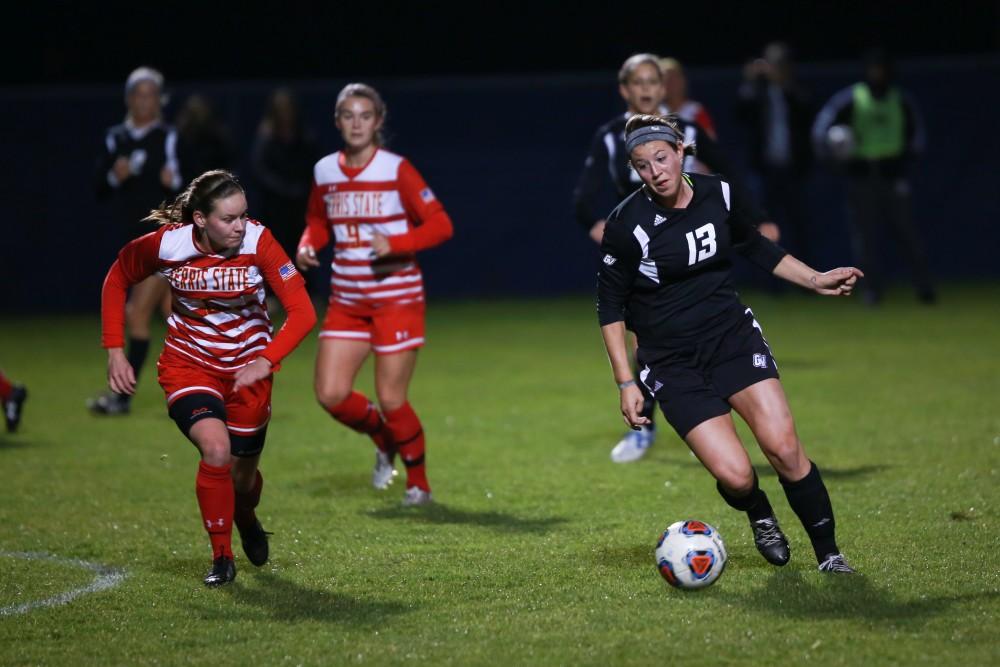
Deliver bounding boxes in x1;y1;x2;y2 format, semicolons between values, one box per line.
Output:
685;223;717;266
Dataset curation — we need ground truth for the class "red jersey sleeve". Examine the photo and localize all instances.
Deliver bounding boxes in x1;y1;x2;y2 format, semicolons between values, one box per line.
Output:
101;229;165;349
695;107;717;139
390;159;454;254
299;180;331;252
255;228;317;367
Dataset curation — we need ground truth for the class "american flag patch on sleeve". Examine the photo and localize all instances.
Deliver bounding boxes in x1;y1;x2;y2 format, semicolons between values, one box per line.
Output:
420;187;435;203
278;262;298;281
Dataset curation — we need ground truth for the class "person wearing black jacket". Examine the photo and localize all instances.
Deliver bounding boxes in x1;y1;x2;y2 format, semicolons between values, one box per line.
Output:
597;113;861;573
574;53;776;464
736;42;816;262
89;66;182;416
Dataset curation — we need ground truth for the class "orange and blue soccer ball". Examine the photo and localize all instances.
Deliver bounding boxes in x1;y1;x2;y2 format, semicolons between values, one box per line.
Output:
655;520;728;589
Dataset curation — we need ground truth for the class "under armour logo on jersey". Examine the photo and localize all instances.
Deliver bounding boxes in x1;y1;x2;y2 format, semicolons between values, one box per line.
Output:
653;214;667;226
753;353;768;369
602;254;617;266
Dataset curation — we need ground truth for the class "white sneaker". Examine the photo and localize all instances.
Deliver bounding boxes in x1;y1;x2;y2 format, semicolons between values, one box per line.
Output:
610;425;655;463
401;487;433;507
372;450;398;490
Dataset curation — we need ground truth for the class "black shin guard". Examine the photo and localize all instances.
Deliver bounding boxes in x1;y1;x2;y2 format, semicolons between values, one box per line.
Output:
781;461;839;562
717;470;774;522
126;338;150;383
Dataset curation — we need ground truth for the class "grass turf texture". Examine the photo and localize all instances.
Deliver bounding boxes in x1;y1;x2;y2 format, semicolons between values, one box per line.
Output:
1;285;998;665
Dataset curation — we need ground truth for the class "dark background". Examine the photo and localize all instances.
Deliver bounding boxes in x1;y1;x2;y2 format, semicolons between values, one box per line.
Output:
2;2;999;313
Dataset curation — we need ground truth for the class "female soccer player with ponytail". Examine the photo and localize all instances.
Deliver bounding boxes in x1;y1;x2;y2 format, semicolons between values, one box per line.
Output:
101;170;316;586
296;83;453;506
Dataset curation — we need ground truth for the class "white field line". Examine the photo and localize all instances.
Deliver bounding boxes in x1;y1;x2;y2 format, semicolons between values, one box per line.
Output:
0;551;128;616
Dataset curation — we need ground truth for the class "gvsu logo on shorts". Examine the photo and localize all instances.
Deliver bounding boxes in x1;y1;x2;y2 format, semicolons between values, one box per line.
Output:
753;353;768;369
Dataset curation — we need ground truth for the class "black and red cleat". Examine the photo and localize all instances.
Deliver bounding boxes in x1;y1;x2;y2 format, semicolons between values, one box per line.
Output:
4;384;27;433
203;555;236;587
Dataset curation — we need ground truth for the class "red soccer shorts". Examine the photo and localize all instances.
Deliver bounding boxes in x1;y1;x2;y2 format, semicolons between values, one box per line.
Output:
157;349;272;435
319;299;425;355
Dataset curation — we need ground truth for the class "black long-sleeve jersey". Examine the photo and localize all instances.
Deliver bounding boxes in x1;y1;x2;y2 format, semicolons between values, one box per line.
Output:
574;112;767;231
96;120;182;231
597;173;786;357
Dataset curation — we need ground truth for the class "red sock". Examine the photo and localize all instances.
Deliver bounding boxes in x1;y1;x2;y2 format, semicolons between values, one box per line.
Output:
196;461;234;559
326;391;393;452
0;372;12;401
234;469;263;532
384;402;429;492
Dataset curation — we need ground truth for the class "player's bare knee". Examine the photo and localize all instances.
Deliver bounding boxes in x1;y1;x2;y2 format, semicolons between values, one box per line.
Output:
315;383;350;410
717;465;755;496
376;392;406;414
199;440;231;467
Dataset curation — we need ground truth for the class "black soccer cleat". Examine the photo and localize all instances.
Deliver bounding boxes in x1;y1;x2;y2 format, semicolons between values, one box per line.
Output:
86;391;130;416
203;555;236;587
818;553;856;573
237;519;271;567
751;516;791;566
4;384;27;433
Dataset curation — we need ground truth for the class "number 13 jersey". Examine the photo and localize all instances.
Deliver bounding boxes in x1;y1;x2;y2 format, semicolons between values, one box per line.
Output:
597;172;787;346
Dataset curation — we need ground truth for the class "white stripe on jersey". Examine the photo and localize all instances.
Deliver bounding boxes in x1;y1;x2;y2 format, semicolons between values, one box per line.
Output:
632;225;660;284
334;285;424;300
332;217;409;243
330;274;422;289
331;261;414;276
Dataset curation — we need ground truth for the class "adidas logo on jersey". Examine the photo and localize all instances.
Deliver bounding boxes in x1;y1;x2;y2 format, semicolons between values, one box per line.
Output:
653;214;667;226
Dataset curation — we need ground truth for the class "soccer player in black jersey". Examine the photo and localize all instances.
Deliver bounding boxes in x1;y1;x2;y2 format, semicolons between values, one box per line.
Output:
597;114;862;573
575;53;777;463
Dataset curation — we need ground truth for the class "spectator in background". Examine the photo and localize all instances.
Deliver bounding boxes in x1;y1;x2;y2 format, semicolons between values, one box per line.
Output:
736;42;816;262
251;89;320;261
89;66;181;416
812;48;935;305
659;57;716;174
177;94;236;181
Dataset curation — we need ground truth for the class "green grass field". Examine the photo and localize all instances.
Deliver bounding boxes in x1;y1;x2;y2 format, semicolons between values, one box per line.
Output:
2;285;998;665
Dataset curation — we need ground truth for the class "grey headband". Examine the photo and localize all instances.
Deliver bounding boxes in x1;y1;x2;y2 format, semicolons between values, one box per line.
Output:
625;125;680;153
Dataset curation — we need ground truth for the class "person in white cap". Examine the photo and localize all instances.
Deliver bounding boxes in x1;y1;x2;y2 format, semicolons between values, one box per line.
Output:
89;66;183;416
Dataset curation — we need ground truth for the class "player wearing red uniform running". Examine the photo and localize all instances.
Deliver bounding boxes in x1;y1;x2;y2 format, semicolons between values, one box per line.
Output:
101;170;317;586
296;83;453;506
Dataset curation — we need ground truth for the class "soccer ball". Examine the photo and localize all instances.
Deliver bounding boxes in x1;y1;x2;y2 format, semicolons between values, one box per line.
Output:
826;124;855;161
655;520;728;589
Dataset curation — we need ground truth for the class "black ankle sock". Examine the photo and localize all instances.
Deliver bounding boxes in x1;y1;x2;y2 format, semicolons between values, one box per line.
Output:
717;470;774;523
781;461;839;562
126;338;150;382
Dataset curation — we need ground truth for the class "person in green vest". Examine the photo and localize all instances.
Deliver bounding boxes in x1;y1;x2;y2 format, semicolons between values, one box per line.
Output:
811;48;935;305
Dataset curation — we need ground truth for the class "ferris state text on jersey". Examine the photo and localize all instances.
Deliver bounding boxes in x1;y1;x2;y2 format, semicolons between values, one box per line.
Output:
596;172;787;352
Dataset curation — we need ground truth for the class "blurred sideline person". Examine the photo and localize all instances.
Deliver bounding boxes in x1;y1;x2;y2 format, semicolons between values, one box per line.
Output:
176;94;236;182
100;170;316;586
0;370;27;433
252;88;321;263
736;42;816;263
812;48;935;305
89;67;182;416
296;83;454;507
660;57;716;174
573;53;776;464
598;113;861;573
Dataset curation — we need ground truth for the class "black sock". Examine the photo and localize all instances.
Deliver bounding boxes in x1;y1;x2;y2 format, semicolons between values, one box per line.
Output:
781;461;839;562
121;337;150;402
717;470;774;523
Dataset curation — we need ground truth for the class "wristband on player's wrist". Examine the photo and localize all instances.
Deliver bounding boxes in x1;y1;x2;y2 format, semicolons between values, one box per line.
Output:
617;379;636;390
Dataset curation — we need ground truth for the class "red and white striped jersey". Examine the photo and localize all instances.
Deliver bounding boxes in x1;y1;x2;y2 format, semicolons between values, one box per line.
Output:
102;221;316;373
301;148;453;308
